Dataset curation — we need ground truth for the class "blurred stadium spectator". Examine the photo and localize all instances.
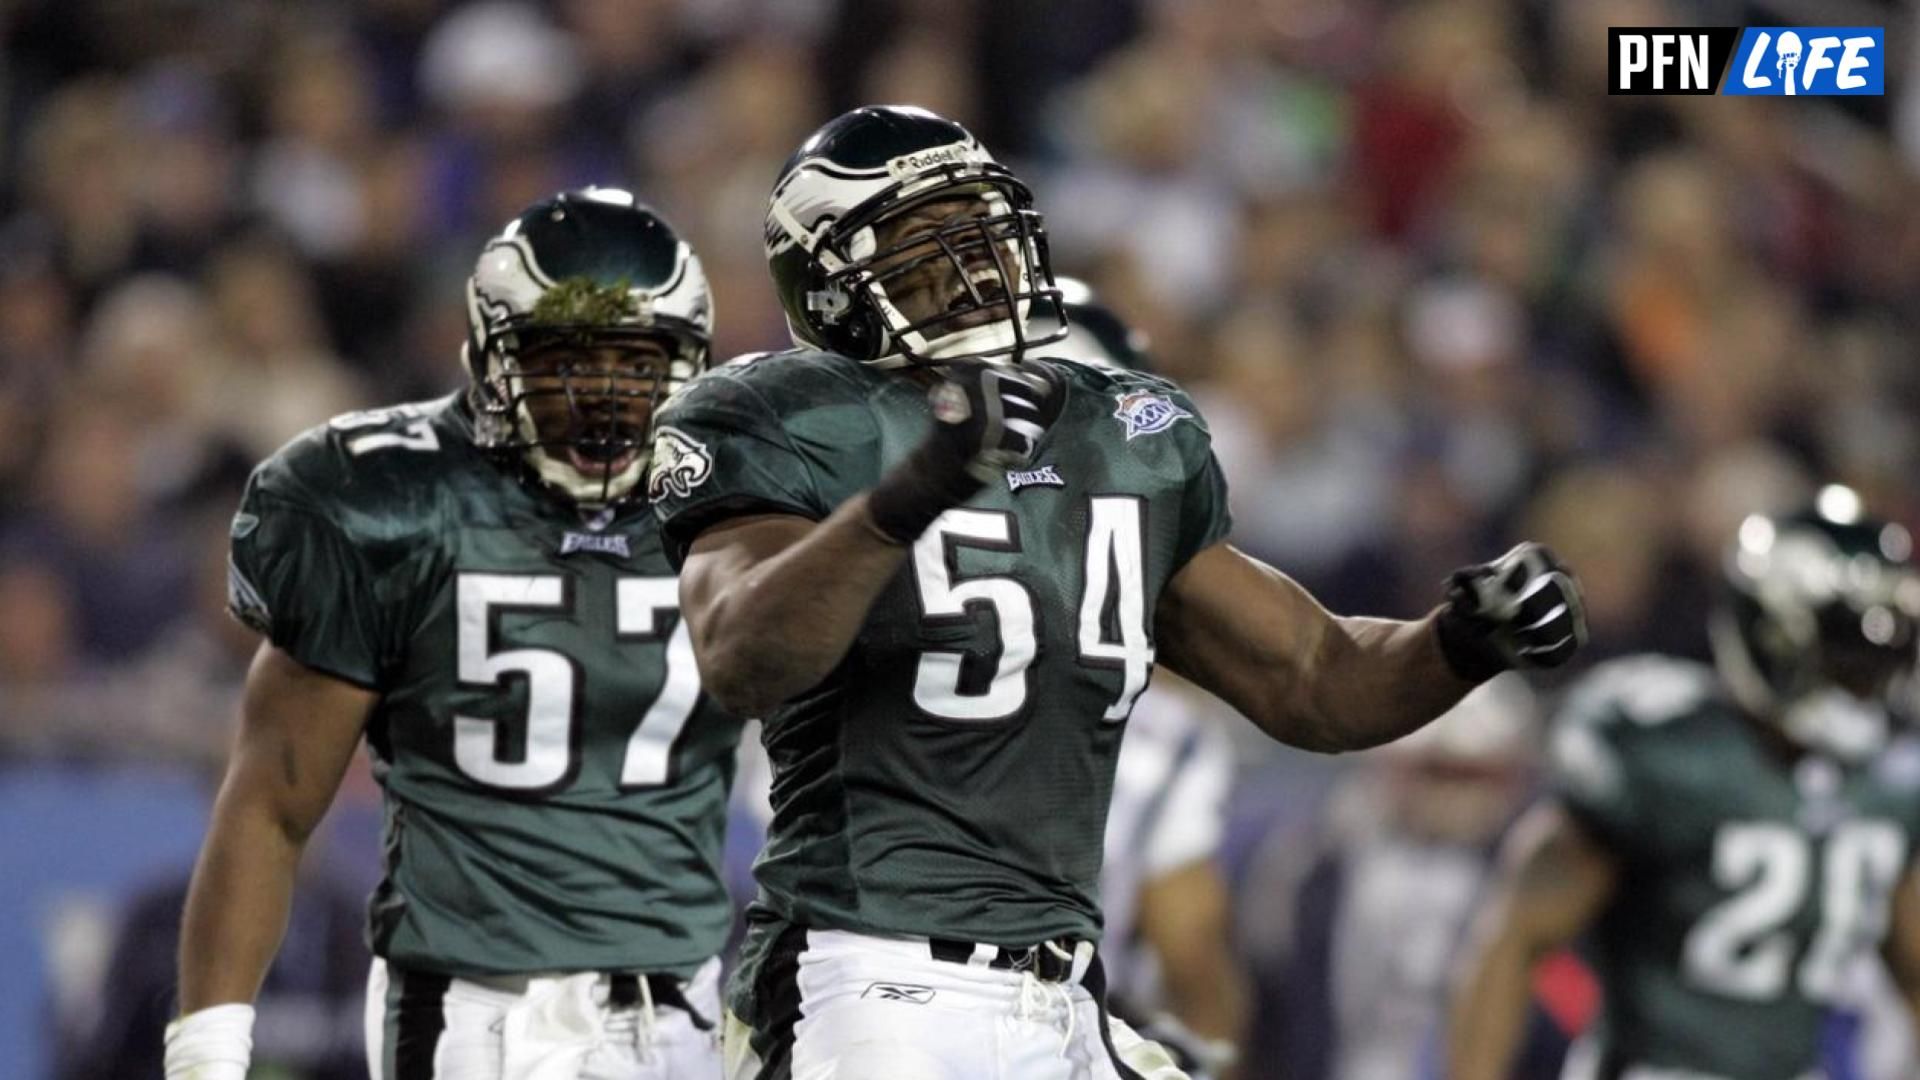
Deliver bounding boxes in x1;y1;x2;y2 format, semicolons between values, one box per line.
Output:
53;856;369;1080
1237;676;1554;1080
4;0;1917;1076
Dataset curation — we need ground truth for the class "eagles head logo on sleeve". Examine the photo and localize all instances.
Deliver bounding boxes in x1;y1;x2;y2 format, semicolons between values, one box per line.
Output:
647;426;714;501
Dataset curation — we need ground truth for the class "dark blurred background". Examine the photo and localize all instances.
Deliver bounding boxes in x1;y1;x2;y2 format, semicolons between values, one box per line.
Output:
3;0;1917;1077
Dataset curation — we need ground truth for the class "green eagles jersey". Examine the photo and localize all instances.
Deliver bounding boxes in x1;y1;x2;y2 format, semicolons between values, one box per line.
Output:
1548;655;1920;1079
648;350;1233;948
228;394;744;978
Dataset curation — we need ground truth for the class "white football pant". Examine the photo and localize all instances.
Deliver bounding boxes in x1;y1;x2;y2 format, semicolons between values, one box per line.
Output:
366;956;722;1079
722;929;1187;1080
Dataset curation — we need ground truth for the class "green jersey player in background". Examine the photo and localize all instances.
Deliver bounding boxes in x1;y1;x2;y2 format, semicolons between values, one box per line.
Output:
165;189;744;1080
1450;489;1920;1080
648;105;1589;1080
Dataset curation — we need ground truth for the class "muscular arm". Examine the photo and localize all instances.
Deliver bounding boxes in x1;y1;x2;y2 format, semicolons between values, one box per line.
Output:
1448;802;1619;1080
1880;864;1920;1037
177;643;374;1012
1154;543;1475;752
1136;860;1250;1079
678;497;910;716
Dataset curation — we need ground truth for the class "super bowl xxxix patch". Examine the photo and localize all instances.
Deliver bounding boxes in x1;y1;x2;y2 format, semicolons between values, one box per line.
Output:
1112;390;1192;440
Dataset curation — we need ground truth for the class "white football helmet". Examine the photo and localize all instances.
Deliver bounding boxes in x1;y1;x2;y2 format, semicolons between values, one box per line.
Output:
763;105;1065;368
464;187;711;506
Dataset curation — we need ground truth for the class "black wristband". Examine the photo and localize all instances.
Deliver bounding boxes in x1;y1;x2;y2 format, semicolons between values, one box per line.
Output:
1434;601;1511;684
865;438;983;544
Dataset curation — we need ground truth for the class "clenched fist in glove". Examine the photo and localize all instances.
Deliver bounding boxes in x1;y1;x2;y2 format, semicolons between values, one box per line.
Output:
1435;542;1588;682
865;360;1066;544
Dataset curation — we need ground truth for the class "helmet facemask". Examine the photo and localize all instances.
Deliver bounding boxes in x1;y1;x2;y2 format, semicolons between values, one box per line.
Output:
825;172;1063;366
469;276;706;508
464;188;713;510
766;108;1068;366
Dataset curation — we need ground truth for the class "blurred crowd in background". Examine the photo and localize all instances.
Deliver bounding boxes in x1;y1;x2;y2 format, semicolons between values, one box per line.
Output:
3;0;1917;1076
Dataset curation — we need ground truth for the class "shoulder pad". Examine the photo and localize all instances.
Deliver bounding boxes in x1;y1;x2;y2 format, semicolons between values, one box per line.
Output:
715;350;784;370
1561;655;1719;731
1052;357;1213;449
713;347;862;378
679;348;881;415
709;345;859;376
248;395;465;533
1054;358;1210;428
1046;355;1173;393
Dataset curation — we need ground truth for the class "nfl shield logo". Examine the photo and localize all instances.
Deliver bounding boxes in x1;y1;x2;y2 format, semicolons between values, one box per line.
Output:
1112;391;1192;440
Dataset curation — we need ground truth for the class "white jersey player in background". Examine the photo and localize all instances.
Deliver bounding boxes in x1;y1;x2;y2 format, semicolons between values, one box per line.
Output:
1238;676;1540;1080
1097;673;1247;1080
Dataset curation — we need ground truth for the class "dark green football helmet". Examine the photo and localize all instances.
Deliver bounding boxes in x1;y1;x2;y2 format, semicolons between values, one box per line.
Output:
1712;485;1920;758
763;105;1065;367
464;188;711;506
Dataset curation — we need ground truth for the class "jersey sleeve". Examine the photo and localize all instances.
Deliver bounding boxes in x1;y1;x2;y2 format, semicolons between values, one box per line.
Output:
1175;448;1234;569
1168;382;1233;569
648;371;829;566
227;474;386;689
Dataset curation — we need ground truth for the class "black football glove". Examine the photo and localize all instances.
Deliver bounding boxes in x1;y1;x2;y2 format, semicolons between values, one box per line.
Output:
866;360;1066;544
1435;542;1588;682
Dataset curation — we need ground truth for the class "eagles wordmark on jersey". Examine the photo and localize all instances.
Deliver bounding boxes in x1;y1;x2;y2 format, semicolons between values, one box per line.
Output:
231;394;744;977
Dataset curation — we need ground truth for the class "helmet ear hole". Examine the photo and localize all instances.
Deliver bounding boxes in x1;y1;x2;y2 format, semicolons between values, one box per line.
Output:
820;289;882;362
845;304;886;362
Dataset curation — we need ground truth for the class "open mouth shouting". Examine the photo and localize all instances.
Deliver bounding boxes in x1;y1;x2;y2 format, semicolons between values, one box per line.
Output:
562;419;647;477
947;266;1011;313
565;443;642;477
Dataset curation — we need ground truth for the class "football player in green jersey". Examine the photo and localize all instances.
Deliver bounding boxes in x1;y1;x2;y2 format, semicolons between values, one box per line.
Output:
1451;491;1920;1080
645;106;1588;1080
166;189;745;1080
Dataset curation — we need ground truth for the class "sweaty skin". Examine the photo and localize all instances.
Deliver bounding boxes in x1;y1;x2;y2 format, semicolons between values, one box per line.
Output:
178;644;375;1012
1151;542;1472;752
680;505;908;718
